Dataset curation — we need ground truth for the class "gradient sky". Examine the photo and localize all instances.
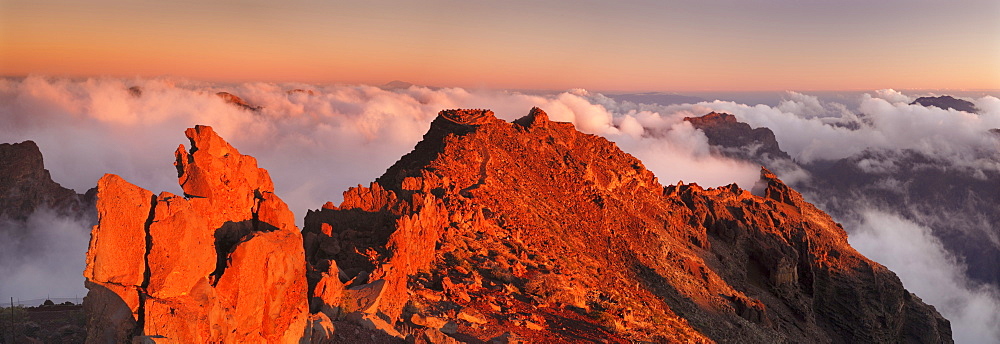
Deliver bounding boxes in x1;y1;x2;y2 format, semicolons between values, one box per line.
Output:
2;0;999;91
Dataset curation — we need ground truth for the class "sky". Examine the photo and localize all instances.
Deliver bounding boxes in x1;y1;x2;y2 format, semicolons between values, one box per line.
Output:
2;0;999;91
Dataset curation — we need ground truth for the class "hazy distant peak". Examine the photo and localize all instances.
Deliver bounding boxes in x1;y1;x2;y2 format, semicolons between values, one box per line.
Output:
215;92;262;112
910;95;979;114
381;80;416;90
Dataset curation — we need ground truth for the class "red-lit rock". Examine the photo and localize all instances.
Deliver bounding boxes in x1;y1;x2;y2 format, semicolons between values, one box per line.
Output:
303;108;951;343
83;126;307;343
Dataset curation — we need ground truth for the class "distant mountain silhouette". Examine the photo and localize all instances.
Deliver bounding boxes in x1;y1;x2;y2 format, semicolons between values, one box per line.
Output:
910;95;979;113
684;112;791;164
687;111;1000;292
380;80;441;91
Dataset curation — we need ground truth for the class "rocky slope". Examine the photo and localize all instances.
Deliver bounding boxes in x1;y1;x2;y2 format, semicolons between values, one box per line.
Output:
0;140;94;344
684;112;791;166
83;126;308;343
301;108;951;343
0;140;94;221
685;111;1000;290
804;149;1000;286
216;92;263;111
79;110;952;343
910;95;979;114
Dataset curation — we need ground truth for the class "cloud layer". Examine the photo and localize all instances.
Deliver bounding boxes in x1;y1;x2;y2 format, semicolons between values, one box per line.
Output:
0;76;759;303
850;210;1000;344
0;76;762;216
0;208;91;301
1;76;998;342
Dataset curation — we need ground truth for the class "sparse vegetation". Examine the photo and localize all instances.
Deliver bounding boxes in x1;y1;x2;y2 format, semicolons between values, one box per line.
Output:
0;304;85;343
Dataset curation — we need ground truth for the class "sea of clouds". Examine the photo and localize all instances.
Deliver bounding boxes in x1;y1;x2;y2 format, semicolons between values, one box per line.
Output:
0;76;997;342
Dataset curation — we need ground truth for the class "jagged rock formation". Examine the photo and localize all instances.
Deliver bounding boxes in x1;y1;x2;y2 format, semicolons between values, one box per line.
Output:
910;95;979;114
83;126;308;343
684;112;791;165
216;92;262;111
0;140;95;344
688;111;1000;297
805;149;1000;286
302;108;951;343
0;140;94;220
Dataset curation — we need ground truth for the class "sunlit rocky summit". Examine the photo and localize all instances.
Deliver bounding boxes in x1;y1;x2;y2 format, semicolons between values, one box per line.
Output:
83;109;952;343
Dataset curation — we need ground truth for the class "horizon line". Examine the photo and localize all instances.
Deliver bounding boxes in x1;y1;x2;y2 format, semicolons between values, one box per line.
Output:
2;74;999;95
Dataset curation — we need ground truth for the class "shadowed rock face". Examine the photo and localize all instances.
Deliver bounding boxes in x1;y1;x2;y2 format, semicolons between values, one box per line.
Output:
0;140;93;220
302;108;951;343
215;92;262;111
804;149;1000;286
910;95;979;114
684;112;791;165
686;111;1000;290
83;126;308;343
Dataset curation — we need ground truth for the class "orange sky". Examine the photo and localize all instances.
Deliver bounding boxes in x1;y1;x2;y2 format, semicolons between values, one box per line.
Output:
2;0;999;91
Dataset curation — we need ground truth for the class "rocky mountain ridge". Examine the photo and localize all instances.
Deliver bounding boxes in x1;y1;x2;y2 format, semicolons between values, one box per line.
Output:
910;95;979;114
80;109;952;343
685;110;1000;293
0;141;94;221
683;112;791;165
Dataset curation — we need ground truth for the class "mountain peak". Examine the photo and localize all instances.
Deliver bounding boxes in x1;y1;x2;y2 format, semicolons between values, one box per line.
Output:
910;95;978;114
686;111;738;125
302;107;950;343
513;106;551;129
382;80;416;89
215;92;262;111
0;140;91;220
684;112;792;165
77;109;951;343
755;166;798;205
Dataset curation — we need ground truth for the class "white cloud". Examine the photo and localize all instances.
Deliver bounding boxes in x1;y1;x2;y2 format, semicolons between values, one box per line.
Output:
0;76;761;225
626;91;1000;174
0;208;91;301
4;77;997;343
849;210;1000;344
874;89;914;104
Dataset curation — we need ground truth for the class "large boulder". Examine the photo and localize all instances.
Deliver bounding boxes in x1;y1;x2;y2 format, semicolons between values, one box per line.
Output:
83;126;308;343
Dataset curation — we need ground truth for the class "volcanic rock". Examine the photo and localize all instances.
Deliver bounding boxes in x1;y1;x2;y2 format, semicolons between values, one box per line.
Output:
302;108;951;342
804;148;1000;287
684;112;791;165
215;92;262;111
688;112;1000;296
0;140;93;220
83;125;308;343
910;95;978;114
